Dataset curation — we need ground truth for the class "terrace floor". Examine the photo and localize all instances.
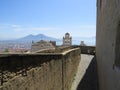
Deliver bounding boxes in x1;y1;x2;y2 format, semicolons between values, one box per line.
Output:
71;54;99;90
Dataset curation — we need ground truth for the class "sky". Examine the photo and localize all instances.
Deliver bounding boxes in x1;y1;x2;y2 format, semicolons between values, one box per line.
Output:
0;0;96;40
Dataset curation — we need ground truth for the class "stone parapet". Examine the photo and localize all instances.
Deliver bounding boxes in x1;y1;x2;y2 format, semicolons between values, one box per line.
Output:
0;48;80;90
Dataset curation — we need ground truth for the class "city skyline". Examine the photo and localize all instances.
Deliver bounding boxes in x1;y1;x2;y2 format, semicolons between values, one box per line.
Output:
0;0;96;40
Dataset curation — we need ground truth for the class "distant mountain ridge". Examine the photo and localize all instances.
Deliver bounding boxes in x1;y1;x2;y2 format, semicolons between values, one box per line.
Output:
0;34;96;45
16;34;59;42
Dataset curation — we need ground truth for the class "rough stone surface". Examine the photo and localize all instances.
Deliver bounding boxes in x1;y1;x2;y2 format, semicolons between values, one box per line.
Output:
0;48;80;90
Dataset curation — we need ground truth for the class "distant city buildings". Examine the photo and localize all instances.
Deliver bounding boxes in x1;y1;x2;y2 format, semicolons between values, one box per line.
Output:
63;33;72;46
0;42;30;54
0;32;91;54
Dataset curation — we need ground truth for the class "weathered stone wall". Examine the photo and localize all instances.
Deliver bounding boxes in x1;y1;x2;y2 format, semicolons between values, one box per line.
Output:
0;48;80;90
62;48;80;90
79;46;95;55
72;45;96;55
96;0;120;90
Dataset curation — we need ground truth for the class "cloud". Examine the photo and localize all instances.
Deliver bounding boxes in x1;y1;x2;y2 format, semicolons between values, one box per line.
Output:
30;27;61;31
0;24;11;29
0;23;60;32
0;23;96;31
0;23;96;39
12;26;60;33
79;25;96;28
0;24;21;30
10;24;22;32
11;24;21;28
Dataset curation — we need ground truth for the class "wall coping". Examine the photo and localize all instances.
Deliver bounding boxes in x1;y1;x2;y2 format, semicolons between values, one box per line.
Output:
0;48;80;58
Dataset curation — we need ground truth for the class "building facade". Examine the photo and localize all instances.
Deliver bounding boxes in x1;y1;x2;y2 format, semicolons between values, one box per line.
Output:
63;33;72;46
80;41;86;46
96;0;120;90
31;40;55;53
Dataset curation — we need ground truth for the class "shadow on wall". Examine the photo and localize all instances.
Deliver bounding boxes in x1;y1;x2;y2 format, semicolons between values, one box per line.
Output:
77;56;99;90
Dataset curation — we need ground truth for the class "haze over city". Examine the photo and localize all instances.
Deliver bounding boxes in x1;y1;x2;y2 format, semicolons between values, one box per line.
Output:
0;0;96;40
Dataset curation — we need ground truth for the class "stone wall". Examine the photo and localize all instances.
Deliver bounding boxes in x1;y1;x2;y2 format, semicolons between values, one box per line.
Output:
79;46;95;55
96;0;120;90
0;48;80;90
72;45;96;55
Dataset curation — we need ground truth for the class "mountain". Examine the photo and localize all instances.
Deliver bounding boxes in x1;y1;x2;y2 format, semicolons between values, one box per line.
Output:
0;34;60;50
16;34;59;42
0;34;96;46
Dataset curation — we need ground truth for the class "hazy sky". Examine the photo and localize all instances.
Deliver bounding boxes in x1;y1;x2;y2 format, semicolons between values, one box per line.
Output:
0;0;96;39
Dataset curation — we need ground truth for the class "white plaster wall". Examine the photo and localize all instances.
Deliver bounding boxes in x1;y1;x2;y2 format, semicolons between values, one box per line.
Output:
96;0;120;90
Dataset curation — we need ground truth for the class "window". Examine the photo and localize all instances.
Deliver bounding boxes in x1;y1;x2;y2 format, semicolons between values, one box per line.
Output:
97;0;102;8
115;21;120;67
100;0;102;8
97;0;106;9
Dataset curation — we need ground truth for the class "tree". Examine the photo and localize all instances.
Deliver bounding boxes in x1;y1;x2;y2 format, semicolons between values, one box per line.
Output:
4;48;9;53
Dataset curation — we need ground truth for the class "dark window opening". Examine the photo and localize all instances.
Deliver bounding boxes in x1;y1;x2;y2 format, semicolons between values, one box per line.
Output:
115;21;120;67
97;0;102;8
100;0;102;8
